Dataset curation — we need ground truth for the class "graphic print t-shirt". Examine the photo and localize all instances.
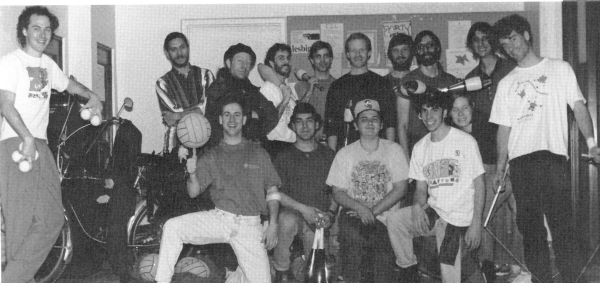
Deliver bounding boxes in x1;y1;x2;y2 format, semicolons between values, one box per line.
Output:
409;128;485;227
489;58;584;160
326;139;409;223
0;49;69;141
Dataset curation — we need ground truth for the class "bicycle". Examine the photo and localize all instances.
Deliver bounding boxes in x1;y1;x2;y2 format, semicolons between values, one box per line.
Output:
34;96;172;283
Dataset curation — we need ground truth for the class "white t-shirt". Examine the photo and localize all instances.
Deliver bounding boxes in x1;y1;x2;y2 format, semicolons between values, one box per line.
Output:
409;127;485;227
0;49;69;141
260;81;297;143
489;58;584;160
326;139;409;223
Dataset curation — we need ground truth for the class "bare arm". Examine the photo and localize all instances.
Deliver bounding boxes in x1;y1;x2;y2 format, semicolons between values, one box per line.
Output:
573;100;600;162
0;89;36;161
371;180;408;216
257;63;283;86
279;191;321;225
465;174;485;250
264;186;280;250
162;107;203;127
411;180;430;235
332;186;375;225
65;79;103;118
396;96;410;156
493;125;511;188
186;158;206;198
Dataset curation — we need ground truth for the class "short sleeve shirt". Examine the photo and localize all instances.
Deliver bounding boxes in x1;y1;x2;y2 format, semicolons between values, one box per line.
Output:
195;139;281;215
409;127;485;227
0;49;69;141
326;139;409;222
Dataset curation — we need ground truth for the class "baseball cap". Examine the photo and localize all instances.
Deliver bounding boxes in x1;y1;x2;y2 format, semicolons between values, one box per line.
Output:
354;99;380;117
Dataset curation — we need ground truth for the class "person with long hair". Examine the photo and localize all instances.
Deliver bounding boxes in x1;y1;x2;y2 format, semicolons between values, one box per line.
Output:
449;92;523;276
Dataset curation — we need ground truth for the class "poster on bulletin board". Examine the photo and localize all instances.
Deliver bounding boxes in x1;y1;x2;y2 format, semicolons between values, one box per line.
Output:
291;30;320;54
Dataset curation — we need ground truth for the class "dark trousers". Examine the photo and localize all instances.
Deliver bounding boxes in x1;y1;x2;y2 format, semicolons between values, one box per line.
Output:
0;138;64;283
510;151;584;283
338;208;395;283
106;177;136;281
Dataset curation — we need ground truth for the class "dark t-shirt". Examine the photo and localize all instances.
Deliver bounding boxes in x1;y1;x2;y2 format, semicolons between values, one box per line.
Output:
399;68;458;151
195;139;281;216
274;143;335;212
324;71;397;150
467;110;498;165
465;56;516;121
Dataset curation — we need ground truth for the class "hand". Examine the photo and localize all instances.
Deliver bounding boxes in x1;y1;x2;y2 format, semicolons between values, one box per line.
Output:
186;156;197;174
162;111;180;126
411;204;430;236
281;85;292;102
83;93;104;121
300;206;322;225
464;224;482;251
590;146;600;164
492;169;506;192
355;205;375;225
104;178;114;189
308;77;319;88
317;212;333;229
262;223;278;250
20;137;37;165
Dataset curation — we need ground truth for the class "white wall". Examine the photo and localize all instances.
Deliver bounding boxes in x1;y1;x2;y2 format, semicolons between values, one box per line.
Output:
114;2;546;153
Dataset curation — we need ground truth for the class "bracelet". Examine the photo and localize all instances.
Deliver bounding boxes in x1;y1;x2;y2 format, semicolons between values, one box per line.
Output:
278;83;286;89
266;192;281;202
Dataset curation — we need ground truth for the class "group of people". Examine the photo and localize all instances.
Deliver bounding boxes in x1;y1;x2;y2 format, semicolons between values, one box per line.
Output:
2;5;600;283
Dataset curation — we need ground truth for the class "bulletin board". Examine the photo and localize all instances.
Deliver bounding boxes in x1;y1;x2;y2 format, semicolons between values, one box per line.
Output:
286;10;539;80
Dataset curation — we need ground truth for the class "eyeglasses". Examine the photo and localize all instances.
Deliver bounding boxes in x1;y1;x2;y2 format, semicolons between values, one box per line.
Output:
416;41;437;52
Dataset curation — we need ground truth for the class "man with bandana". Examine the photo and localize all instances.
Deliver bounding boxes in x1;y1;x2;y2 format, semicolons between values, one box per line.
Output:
396;30;458;155
156;32;214;154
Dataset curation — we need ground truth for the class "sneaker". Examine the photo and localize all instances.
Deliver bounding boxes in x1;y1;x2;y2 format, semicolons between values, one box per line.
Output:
495;263;511;276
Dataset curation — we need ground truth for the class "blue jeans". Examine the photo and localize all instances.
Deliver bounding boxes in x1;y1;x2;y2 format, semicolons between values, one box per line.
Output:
272;209;316;272
338;208;395;283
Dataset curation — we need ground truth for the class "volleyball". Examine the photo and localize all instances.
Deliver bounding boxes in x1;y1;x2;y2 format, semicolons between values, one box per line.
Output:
180;258;210;277
138;253;159;281
174;256;198;273
177;113;211;148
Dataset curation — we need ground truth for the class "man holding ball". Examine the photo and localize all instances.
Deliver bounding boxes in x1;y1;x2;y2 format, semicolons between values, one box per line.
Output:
0;6;103;283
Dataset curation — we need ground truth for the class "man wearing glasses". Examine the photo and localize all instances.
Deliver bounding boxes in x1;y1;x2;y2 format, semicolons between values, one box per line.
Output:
396;30;458;155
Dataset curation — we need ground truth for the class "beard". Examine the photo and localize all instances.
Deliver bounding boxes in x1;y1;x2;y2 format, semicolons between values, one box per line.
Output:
314;62;331;73
392;56;412;72
169;55;189;68
275;63;291;77
416;51;440;67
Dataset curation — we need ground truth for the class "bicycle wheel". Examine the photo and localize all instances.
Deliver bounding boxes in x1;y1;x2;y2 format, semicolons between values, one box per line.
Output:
35;215;73;283
128;202;160;261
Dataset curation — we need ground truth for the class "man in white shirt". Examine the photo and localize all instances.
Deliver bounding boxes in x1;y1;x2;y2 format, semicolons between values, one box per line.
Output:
0;6;103;283
490;14;600;283
260;43;298;159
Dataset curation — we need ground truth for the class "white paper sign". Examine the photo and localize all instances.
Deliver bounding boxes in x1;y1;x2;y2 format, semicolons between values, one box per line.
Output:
382;20;412;67
445;48;478;79
320;23;344;54
448;20;471;49
291;30;320;54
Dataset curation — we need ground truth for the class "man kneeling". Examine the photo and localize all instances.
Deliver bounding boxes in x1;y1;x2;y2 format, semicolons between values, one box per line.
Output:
154;94;281;283
387;89;485;282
